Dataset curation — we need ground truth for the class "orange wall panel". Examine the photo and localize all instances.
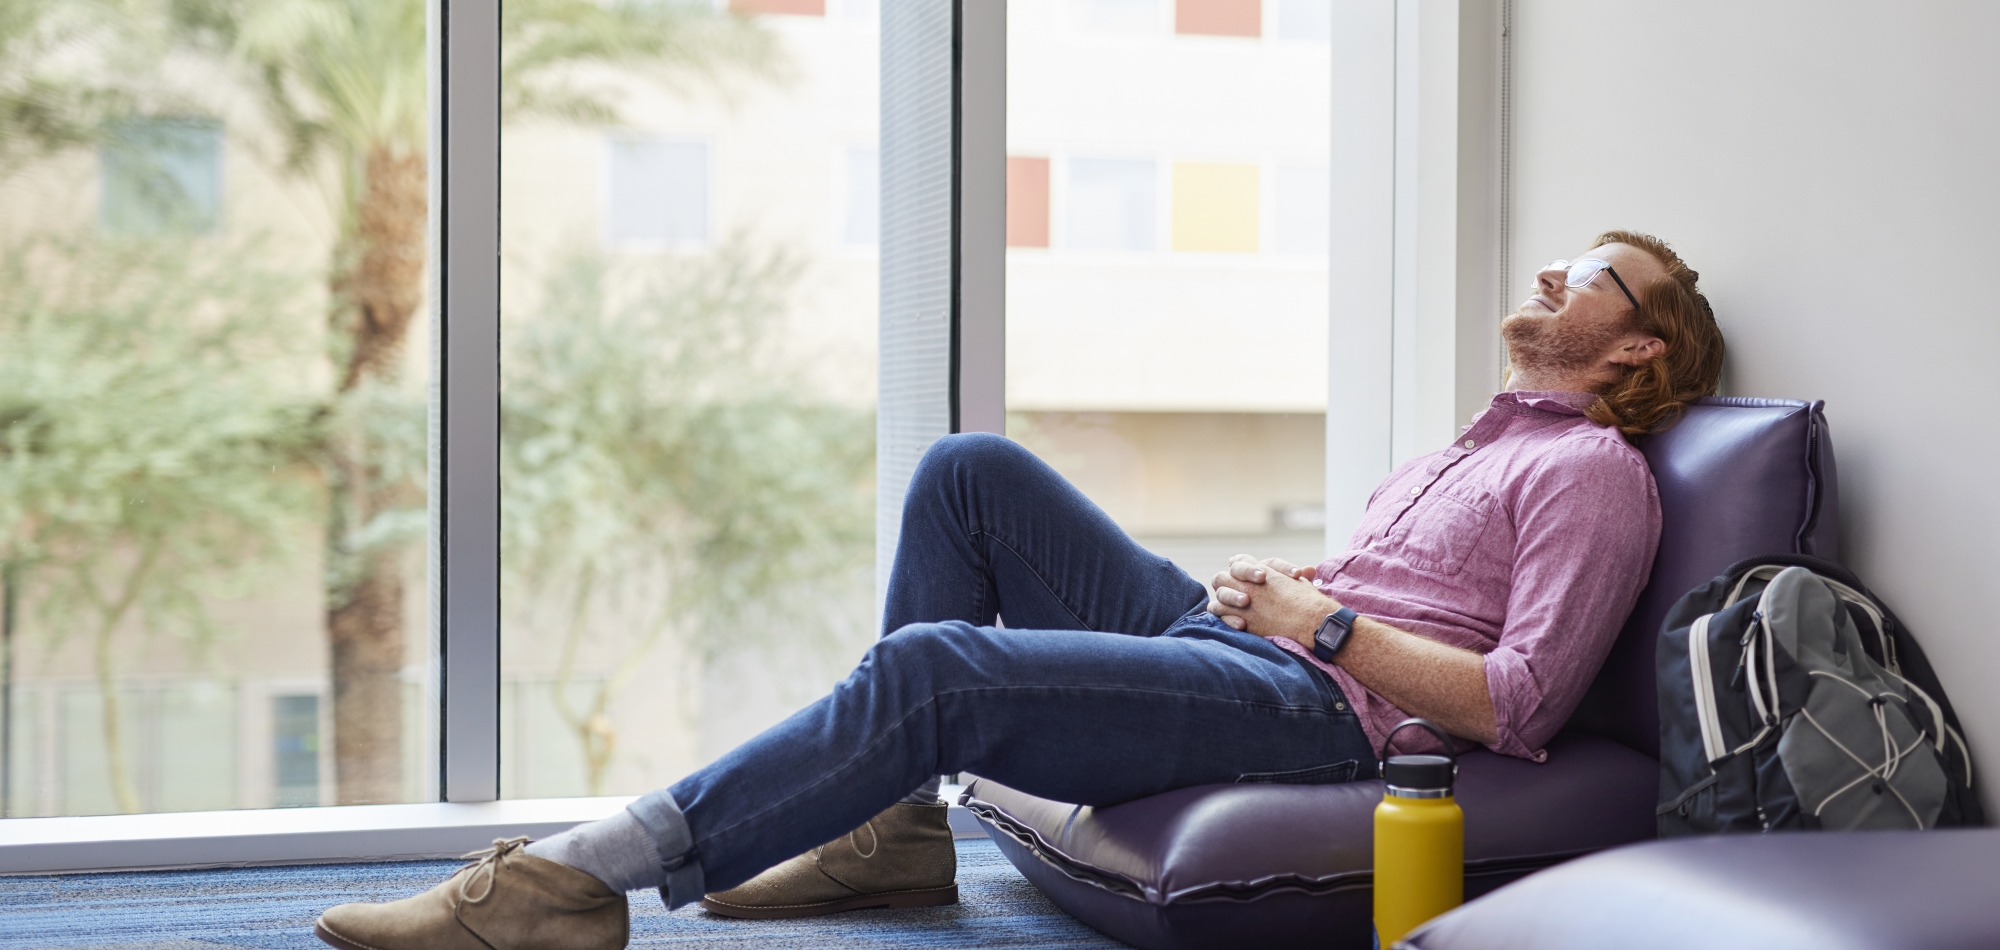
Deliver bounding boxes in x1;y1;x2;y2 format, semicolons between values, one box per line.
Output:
1007;156;1051;248
730;0;825;16
1175;0;1261;37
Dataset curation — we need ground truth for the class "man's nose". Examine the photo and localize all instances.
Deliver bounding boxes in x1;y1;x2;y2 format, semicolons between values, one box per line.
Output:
1534;268;1566;298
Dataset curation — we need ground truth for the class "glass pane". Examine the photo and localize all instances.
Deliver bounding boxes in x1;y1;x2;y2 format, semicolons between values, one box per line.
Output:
499;3;879;798
1007;0;1331;581
0;0;436;816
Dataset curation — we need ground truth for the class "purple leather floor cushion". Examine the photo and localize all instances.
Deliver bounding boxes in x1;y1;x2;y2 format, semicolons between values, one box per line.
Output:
1401;829;2000;950
962;398;1840;950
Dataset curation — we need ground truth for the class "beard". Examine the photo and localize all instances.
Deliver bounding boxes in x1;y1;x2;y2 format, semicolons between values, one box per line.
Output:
1501;308;1635;389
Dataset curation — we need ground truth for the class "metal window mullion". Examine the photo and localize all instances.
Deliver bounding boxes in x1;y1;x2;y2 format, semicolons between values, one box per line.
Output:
876;0;957;626
956;0;1006;437
434;0;501;804
1323;1;1397;551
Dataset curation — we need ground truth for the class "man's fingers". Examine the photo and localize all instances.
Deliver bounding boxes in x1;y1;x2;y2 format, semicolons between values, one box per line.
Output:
1208;580;1251;609
1262;557;1300;577
1228;560;1268;584
1222;614;1247;631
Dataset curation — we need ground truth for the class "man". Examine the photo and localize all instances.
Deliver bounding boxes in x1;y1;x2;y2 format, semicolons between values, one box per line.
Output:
312;230;1724;950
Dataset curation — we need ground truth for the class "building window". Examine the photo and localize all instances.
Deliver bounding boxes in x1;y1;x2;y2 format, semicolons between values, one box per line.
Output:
99;118;223;237
844;145;879;247
273;695;321;808
604;137;710;251
1176;0;1261;38
1007;156;1052;248
1066;157;1157;252
731;0;825;15
1275;164;1329;255
1070;0;1163;35
1275;0;1332;42
1171;161;1259;253
832;0;876;22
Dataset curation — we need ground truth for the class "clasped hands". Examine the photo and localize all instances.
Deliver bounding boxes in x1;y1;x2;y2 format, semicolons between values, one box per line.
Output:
1206;554;1342;651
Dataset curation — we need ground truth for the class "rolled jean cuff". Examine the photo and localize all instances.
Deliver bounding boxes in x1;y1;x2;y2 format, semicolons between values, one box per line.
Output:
628;789;706;909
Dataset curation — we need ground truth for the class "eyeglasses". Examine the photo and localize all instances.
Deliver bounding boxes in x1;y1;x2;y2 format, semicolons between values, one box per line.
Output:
1547;259;1641;313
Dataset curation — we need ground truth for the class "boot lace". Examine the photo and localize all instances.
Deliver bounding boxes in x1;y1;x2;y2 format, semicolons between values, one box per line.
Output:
457;836;532;905
848;820;879;859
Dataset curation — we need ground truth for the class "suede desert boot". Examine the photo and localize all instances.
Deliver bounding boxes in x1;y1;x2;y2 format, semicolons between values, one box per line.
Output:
314;837;628;950
701;801;957;919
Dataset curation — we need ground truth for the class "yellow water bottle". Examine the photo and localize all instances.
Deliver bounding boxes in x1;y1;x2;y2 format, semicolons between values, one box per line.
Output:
1373;718;1463;949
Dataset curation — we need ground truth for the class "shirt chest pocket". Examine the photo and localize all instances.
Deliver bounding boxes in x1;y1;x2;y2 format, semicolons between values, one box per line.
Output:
1381;486;1497;576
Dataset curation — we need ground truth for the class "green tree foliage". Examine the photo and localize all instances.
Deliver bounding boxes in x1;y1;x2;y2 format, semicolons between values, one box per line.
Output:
1;0;820;807
0;233;317;813
502;243;872;794
0;0;141;179
159;0;781;802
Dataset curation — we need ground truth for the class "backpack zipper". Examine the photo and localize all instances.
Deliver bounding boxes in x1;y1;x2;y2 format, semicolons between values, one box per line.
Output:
1800;415;1825;555
1689;613;1729;764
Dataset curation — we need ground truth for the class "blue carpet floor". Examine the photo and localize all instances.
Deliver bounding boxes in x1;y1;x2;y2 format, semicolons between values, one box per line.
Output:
0;838;1129;949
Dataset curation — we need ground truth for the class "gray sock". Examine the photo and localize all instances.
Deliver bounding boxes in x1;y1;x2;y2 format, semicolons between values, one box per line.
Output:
900;776;943;805
525;809;662;894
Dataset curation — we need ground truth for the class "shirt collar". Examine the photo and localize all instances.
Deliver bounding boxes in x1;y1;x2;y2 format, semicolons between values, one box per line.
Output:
1490;389;1599;417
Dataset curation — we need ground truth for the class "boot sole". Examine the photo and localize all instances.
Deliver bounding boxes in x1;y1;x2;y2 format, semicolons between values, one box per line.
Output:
701;883;959;920
312;918;369;950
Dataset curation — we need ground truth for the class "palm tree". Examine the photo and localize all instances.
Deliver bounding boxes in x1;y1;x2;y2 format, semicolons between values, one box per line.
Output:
168;0;779;804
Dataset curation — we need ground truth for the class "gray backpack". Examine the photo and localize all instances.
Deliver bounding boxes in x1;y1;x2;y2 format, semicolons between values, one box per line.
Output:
1657;555;1980;835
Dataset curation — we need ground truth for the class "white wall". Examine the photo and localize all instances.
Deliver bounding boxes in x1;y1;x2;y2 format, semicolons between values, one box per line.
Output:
1511;0;2000;807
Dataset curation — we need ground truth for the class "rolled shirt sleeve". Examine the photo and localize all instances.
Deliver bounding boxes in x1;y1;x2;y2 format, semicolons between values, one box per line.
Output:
1482;437;1660;760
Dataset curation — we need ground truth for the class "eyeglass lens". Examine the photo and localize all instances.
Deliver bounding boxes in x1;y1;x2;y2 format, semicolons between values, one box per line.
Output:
1548;259;1610;289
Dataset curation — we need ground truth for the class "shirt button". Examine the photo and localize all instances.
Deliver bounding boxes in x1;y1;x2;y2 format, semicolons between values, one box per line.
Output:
1463;439;1476;449
1409;486;1422;496
1335;702;1348;711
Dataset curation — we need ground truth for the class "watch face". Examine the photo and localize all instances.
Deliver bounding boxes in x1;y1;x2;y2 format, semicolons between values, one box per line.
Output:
1313;616;1339;660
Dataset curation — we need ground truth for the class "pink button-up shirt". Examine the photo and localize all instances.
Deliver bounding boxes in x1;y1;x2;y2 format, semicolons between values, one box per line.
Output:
1271;390;1660;762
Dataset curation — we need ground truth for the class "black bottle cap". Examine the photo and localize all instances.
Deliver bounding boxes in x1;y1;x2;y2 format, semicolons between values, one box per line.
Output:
1382;754;1455;792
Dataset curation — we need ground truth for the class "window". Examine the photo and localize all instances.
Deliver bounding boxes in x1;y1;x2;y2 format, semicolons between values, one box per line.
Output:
1175;0;1261;38
1007;156;1052;248
1276;0;1333;42
1009;0;1331;578
732;0;826;15
604;137;710;250
500;0;878;801
3;0;1353;866
3;0;436;820
1275;163;1330;255
99;118;223;236
1171;161;1259;253
1066;157;1157;251
833;0;878;23
844;145;879;246
1069;0;1163;35
272;695;321;808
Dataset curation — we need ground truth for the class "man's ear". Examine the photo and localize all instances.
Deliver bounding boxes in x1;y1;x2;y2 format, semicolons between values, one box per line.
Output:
1608;335;1666;368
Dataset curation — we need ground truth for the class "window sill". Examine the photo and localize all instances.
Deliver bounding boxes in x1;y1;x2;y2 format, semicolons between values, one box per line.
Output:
1;788;985;875
0;797;635;875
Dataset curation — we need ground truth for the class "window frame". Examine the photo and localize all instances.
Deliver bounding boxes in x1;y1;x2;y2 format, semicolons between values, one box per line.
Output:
0;0;1440;874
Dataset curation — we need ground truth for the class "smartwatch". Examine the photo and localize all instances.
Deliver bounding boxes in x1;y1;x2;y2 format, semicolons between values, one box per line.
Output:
1311;606;1359;662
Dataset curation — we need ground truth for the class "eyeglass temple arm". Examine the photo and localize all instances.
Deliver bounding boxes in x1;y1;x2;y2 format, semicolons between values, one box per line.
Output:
1603;265;1642;313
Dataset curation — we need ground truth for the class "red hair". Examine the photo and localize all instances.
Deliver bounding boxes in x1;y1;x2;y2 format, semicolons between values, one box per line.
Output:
1583;230;1726;435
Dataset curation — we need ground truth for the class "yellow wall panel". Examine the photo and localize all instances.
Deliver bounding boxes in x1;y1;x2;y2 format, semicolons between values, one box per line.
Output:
1171;162;1259;253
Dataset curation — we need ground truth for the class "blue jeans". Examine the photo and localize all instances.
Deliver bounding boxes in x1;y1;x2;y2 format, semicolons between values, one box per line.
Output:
633;433;1372;905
